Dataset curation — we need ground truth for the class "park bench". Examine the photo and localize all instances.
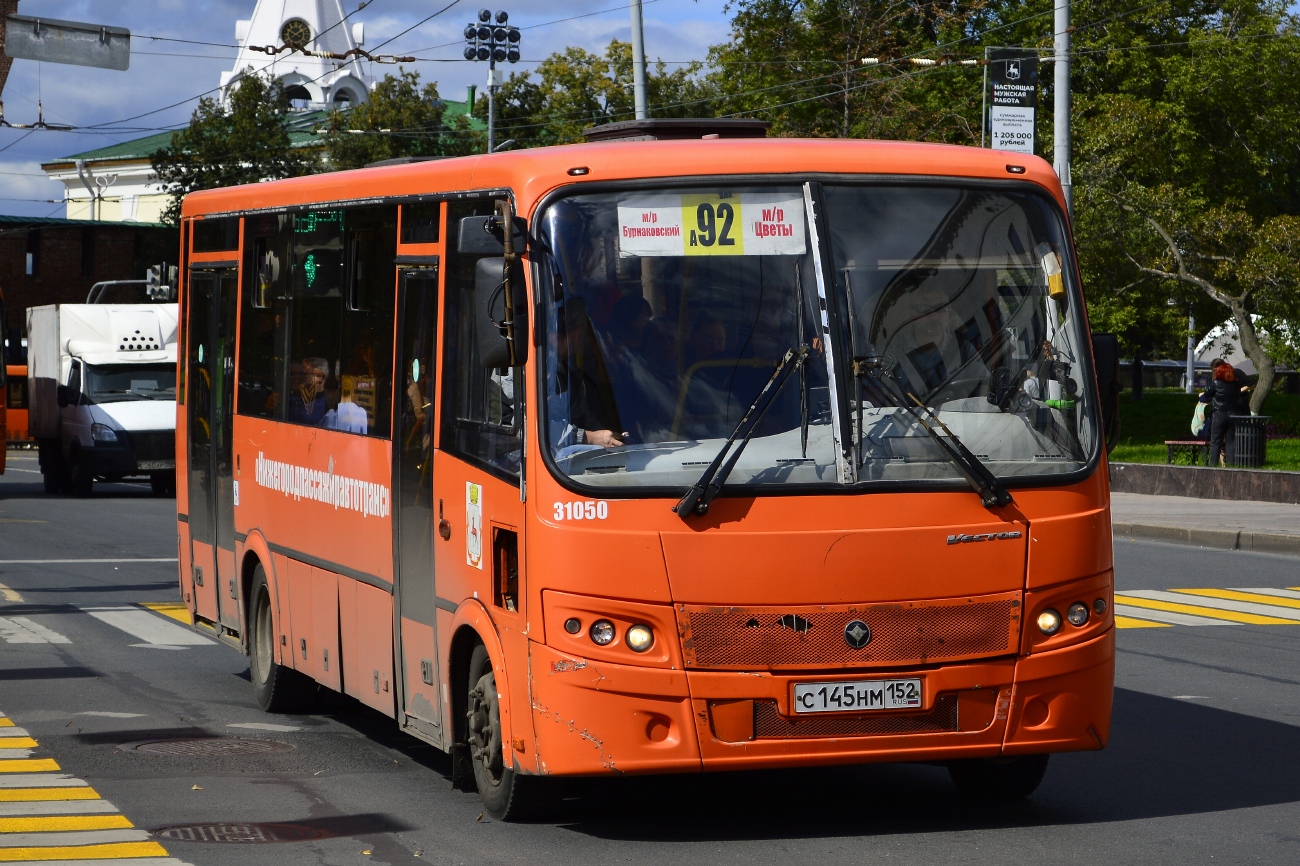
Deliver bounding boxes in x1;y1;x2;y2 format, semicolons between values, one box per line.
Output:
1165;439;1210;466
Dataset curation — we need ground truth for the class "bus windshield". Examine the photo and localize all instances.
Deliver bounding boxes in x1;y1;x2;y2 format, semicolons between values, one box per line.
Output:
538;182;1097;492
85;363;177;402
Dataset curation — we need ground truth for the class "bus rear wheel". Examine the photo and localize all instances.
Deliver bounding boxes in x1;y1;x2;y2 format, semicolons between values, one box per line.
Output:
249;565;312;713
948;754;1050;801
466;644;537;821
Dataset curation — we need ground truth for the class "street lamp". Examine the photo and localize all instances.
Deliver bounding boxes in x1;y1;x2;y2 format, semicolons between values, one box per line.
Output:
464;9;520;153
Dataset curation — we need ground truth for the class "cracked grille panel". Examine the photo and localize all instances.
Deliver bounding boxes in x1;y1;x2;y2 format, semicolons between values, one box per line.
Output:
754;695;958;738
677;592;1021;669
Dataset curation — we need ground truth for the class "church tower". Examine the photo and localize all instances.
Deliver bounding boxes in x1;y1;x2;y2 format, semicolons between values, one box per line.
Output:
220;0;373;110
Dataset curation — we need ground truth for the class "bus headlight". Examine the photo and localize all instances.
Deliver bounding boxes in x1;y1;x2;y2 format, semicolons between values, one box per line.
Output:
589;620;615;646
91;423;118;442
625;624;654;653
1036;609;1062;635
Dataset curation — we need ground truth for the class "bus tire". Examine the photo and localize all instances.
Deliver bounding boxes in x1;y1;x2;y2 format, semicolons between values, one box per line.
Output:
466;643;537;821
249;565;312;714
948;754;1050;801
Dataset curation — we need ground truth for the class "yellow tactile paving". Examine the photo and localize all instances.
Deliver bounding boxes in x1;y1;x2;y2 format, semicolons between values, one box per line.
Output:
0;712;184;864
1115;615;1171;629
139;603;191;626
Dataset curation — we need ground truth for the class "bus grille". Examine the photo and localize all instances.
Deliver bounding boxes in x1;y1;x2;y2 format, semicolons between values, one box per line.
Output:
127;430;176;463
753;695;958;739
676;592;1021;670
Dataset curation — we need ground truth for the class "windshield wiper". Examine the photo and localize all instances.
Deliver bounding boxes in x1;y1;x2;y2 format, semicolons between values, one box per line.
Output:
853;356;1012;509
674;346;809;520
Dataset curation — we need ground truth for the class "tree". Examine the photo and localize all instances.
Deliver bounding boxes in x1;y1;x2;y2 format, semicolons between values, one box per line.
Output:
1072;8;1300;412
487;40;708;148
319;71;483;169
151;71;318;225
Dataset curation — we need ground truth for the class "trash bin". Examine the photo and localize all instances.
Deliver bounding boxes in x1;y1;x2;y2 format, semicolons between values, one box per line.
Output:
1230;415;1270;468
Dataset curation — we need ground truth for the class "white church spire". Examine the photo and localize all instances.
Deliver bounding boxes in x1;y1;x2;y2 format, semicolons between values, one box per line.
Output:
220;0;373;110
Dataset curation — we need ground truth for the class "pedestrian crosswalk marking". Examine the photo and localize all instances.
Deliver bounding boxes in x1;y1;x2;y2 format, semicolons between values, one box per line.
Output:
0;618;70;645
1116;587;1300;629
0;712;190;865
139;603;191;627
80;607;212;648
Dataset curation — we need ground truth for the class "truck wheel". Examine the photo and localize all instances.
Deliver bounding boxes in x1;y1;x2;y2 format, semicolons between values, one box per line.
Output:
466;644;538;821
249;565;313;713
948;754;1050;801
38;441;69;494
68;447;94;498
150;472;176;497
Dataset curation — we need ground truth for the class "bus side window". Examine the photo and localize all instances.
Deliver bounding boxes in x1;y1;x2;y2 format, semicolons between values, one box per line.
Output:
287;210;344;429
341;206;397;437
238;214;292;420
441;199;522;481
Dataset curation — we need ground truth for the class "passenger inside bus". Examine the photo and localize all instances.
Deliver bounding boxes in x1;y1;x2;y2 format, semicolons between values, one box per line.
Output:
548;298;624;458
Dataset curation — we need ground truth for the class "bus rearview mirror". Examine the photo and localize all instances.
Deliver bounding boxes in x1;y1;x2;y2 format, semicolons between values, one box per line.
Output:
1091;332;1121;453
458;214;526;254
475;257;528;368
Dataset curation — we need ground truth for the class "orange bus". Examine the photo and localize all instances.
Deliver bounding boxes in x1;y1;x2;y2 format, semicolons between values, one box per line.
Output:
176;124;1121;819
1;289;6;473
5;365;31;448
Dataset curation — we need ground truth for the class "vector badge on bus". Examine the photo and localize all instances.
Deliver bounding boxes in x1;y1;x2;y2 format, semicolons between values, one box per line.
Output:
844;620;872;649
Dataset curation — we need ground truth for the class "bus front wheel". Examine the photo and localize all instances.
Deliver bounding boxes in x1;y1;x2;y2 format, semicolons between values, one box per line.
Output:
465;644;537;821
249;566;312;713
948;754;1050;801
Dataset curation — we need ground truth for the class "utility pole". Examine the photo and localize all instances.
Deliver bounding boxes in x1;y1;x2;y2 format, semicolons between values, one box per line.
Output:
1054;0;1071;215
630;0;648;120
1185;312;1196;393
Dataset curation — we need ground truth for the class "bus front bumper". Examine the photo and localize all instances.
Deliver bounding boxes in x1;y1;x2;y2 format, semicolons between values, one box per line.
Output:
525;629;1114;776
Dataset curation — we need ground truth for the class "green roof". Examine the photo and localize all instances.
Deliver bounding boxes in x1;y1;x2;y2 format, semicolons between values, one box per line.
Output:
53;99;486;165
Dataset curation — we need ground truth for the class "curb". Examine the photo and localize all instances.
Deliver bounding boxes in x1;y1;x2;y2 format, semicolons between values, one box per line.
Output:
1113;522;1300;556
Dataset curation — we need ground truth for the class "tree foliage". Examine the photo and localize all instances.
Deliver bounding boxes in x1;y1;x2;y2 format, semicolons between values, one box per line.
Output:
320;71;483;170
487;40;708;148
151;71;317;225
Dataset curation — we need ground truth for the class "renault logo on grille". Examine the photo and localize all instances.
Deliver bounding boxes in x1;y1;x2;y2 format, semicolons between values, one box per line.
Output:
844;620;872;649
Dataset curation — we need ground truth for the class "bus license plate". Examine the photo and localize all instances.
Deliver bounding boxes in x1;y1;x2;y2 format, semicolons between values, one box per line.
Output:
793;678;922;714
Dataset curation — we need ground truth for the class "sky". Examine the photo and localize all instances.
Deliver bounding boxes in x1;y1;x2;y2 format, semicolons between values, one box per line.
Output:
0;0;731;218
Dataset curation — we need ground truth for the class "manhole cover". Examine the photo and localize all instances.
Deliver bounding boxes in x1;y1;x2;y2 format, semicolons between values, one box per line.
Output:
152;822;329;843
118;738;294;756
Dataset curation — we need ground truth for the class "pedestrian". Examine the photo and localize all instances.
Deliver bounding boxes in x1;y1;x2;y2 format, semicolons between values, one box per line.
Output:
1203;358;1248;466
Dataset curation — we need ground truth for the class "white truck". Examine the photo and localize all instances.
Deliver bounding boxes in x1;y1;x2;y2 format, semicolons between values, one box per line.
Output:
27;303;178;496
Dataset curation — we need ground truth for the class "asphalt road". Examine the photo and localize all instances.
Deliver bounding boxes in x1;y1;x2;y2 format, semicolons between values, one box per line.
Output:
1;450;1298;865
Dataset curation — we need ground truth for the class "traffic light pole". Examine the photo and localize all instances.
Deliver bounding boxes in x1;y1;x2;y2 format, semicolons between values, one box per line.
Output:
630;0;648;120
488;60;497;153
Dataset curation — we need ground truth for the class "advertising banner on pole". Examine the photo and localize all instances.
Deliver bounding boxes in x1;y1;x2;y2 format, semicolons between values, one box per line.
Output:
988;49;1038;155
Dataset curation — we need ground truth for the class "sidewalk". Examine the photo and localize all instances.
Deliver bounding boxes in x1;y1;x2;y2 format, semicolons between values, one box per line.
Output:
1111;492;1300;555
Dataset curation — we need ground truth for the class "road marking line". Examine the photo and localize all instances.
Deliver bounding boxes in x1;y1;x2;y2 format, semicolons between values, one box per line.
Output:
0;752;35;762
1115;615;1172;629
74;714;142;720
0;841;169;860
0;814;132;832
139;603;190;626
1174;695;1209;699
0;776;84;789
227;722;300;733
1113;604;1233;627
0;801;118;817
0;729;24;737
0;740;37;751
1122;590;1300;623
0;761;59;774
0;618;70;645
0;720;11;728
0;520;45;524
0;789;100;803
1235;587;1300;602
0;559;177;565
1115;594;1297;625
0;828;152;847
0;585;21;603
1177;588;1300;610
0;859;192;866
1;468;40;475
79;608;212;647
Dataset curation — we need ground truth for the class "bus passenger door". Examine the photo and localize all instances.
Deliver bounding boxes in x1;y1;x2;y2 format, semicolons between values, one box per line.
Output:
393;266;443;739
186;267;239;631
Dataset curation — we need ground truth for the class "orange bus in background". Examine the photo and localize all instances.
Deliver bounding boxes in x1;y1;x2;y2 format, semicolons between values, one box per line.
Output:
176;123;1121;820
6;365;31;447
